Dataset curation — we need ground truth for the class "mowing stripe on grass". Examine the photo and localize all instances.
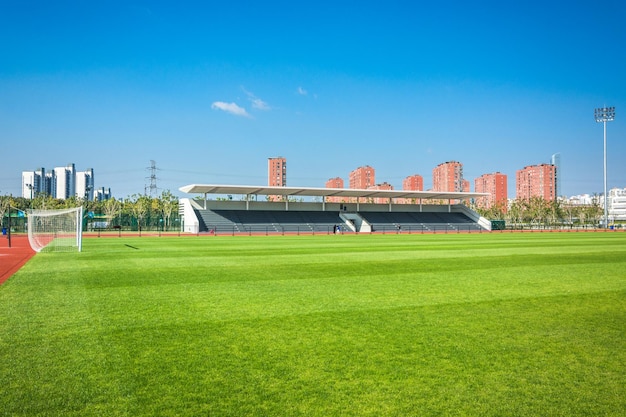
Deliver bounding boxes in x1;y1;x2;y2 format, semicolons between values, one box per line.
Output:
1;233;625;416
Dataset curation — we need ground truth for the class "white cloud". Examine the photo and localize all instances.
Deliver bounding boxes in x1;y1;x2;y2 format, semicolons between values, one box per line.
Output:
297;86;308;96
250;97;270;111
241;87;271;111
211;101;250;117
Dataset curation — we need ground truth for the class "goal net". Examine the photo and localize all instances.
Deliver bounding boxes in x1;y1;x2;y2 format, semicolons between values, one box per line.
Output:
27;207;84;253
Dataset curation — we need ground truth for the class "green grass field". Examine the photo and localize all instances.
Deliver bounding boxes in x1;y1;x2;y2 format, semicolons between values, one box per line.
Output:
1;232;625;416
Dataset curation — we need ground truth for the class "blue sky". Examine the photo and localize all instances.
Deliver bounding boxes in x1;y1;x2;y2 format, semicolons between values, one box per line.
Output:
1;0;624;199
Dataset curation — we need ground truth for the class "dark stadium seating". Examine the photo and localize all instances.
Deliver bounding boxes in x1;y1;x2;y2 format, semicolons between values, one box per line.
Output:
193;208;483;234
196;209;346;234
359;211;483;233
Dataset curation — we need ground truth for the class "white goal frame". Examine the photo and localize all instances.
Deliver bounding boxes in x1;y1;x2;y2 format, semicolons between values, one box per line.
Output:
27;207;84;253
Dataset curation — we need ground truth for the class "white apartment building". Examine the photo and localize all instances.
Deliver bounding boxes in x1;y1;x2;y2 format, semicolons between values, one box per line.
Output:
95;187;112;202
21;171;36;199
75;168;95;200
21;164;100;200
563;194;595;206
53;165;74;199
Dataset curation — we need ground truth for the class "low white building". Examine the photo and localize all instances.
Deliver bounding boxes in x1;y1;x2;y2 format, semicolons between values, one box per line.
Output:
608;188;626;221
564;189;626;223
564;193;595;206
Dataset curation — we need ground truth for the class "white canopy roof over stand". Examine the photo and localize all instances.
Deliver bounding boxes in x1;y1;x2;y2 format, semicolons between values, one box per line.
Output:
179;184;489;212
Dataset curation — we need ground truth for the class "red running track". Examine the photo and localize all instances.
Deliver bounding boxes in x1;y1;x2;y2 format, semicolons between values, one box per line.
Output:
0;235;35;285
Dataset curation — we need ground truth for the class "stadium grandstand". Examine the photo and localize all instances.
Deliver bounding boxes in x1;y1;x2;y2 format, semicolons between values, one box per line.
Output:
178;184;492;234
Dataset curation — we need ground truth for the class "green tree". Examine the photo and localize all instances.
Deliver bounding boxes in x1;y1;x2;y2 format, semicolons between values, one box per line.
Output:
478;201;507;221
128;194;150;233
0;196;9;228
507;199;525;228
32;194;60;210
160;190;179;231
524;197;551;227
547;199;563;227
150;196;163;230
587;195;603;227
63;196;81;209
103;198;122;228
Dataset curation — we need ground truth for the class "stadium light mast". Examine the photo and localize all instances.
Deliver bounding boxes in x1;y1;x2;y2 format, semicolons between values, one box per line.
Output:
594;106;615;228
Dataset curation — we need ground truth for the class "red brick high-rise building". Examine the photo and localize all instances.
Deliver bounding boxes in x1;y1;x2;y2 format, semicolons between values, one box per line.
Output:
325;177;345;203
462;179;471;193
475;172;508;212
348;166;375;204
401;174;424;204
268;157;287;187
370;182;394;204
326;177;344;189
402;174;424;191
268;156;287;201
349;166;375;189
515;164;556;201
432;161;463;192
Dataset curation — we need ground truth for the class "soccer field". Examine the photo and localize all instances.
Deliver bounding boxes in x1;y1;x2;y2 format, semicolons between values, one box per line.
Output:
1;233;625;416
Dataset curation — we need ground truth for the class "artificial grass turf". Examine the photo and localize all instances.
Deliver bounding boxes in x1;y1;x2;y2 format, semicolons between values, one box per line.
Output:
0;233;625;416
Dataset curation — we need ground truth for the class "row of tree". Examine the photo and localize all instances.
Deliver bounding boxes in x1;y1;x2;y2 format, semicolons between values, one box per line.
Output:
0;192;610;232
473;196;606;228
0;190;180;231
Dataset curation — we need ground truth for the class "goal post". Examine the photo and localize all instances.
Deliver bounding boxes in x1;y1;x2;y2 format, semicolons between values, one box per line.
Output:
27;207;84;253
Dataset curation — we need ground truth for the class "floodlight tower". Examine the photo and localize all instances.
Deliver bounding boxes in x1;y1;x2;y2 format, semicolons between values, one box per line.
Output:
594;106;615;228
